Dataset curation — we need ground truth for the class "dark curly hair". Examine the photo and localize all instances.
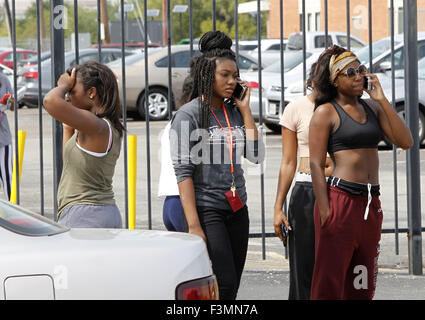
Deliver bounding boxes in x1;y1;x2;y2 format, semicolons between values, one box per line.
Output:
189;31;238;129
306;62;317;91
71;61;125;136
311;45;347;109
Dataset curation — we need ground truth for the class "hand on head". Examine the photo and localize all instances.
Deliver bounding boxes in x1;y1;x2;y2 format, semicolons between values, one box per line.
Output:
58;67;77;92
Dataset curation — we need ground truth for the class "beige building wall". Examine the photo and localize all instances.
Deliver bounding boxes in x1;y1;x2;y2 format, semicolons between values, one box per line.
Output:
267;0;425;41
267;0;300;39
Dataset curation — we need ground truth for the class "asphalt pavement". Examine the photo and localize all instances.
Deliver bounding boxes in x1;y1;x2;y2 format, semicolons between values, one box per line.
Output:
7;108;425;300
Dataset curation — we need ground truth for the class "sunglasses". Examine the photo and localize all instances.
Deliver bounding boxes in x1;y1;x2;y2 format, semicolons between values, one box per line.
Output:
341;64;368;78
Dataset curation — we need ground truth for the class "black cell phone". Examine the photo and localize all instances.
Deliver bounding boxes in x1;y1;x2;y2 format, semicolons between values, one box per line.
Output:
233;82;247;100
363;76;372;90
280;223;288;247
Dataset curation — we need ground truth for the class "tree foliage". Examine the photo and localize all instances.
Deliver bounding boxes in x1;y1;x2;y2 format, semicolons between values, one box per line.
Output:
139;0;268;42
0;0;268;45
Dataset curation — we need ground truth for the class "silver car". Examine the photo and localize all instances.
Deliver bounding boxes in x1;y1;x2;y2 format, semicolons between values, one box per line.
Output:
241;50;321;131
109;45;262;121
356;32;425;75
17;48;134;108
0;200;217;300
379;57;425;144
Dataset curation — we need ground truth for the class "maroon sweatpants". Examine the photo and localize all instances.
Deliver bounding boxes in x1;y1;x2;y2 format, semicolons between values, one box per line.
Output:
310;185;383;300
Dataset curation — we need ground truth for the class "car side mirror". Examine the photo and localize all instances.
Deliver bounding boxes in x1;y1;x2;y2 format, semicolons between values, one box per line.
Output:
379;61;392;72
251;65;259;71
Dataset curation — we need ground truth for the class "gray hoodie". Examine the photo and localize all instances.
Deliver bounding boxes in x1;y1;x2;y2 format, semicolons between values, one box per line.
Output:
170;98;265;210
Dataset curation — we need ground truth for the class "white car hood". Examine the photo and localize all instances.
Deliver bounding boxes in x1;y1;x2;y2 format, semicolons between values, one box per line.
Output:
0;228;212;299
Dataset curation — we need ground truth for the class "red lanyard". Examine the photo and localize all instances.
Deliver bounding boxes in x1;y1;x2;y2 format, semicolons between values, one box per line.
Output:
209;104;234;174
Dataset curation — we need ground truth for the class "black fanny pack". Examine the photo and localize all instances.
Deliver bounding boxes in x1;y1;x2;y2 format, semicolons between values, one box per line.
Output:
328;176;380;197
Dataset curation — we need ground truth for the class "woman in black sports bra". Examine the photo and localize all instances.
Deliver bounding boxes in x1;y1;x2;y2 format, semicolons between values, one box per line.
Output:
308;45;413;300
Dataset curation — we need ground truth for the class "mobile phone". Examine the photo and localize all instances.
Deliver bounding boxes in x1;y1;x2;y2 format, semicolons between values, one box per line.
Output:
363;76;373;91
280;223;288;247
233;82;247;100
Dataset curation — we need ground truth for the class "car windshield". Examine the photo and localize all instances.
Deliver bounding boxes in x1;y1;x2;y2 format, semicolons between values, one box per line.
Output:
356;38;402;65
263;51;312;73
0;200;68;236
419;58;425;80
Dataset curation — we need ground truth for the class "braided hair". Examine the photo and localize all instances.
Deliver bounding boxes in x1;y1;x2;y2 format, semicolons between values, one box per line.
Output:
73;61;125;136
189;31;238;129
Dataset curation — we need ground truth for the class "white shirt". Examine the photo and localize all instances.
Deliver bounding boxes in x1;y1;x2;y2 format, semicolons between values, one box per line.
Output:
157;122;179;199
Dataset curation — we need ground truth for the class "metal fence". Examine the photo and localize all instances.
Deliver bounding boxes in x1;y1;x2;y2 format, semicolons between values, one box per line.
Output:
5;0;423;275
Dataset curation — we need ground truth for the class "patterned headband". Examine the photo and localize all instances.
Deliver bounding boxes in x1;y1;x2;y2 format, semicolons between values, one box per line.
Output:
329;51;359;84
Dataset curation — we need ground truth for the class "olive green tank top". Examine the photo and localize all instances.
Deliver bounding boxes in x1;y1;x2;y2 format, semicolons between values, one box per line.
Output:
57;119;121;216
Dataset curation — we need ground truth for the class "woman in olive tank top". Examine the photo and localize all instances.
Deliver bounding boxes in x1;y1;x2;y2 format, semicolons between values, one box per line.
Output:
43;61;125;228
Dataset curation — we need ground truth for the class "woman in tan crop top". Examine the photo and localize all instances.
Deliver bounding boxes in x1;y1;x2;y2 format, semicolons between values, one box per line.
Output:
43;61;125;228
308;45;412;300
273;63;332;300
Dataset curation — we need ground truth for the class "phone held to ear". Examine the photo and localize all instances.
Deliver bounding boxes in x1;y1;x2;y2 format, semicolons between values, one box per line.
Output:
364;76;373;91
233;82;247;100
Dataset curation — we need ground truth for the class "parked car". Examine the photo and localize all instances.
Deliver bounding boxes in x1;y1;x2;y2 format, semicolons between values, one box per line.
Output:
17;52;52;70
286;31;366;52
237;40;259;52
357;32;425;75
0;199;217;300
0;49;37;69
378;57;425;145
108;45;263;120
91;41;161;52
18;48;134;108
236;39;288;53
240;50;319;128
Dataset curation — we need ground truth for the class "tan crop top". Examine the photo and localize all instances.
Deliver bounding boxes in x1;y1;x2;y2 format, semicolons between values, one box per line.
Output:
279;95;314;158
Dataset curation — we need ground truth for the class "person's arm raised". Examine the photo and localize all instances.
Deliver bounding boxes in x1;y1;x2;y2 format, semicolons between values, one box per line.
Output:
365;73;413;149
43;68;107;137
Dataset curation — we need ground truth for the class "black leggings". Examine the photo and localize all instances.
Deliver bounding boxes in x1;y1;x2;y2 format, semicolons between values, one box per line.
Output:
287;181;316;300
197;205;249;300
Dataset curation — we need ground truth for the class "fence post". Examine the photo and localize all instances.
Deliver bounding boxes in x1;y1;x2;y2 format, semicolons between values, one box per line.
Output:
128;135;137;229
50;0;65;221
403;0;423;275
10;131;26;204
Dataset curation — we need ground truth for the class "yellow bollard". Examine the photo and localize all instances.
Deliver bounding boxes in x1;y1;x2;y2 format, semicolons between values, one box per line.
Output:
128;135;137;229
10;130;26;204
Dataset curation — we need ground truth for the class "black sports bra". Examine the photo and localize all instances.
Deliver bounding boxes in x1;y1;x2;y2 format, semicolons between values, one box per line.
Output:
328;99;383;153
